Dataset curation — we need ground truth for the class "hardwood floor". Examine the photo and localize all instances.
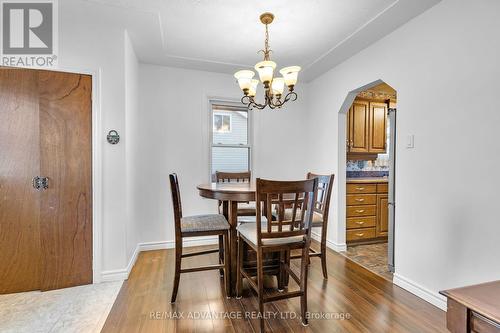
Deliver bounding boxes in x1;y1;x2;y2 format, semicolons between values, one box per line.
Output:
102;242;446;332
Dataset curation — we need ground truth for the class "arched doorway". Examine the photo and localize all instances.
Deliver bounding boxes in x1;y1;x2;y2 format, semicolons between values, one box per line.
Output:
337;79;397;280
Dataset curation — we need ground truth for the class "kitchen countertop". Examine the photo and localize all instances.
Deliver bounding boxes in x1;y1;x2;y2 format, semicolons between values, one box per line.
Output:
347;177;389;184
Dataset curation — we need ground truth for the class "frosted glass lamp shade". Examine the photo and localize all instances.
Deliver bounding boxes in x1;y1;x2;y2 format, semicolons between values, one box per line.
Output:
254;61;276;84
234;70;255;93
271;77;285;96
279;66;301;87
248;79;259;97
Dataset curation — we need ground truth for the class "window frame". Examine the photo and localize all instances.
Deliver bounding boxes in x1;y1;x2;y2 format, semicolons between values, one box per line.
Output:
208;99;252;182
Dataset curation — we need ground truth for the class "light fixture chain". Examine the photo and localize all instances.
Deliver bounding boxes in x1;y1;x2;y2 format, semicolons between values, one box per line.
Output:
264;23;270;60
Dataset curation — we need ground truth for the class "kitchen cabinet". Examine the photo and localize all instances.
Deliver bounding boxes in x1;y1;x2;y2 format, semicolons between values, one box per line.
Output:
346;179;388;243
347;100;369;153
347;99;387;154
377;194;389;236
369;102;388;153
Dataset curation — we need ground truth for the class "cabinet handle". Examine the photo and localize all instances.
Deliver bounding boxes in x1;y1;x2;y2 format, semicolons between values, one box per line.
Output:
356;187;365;191
355;198;365;202
355;233;365;237
355;221;365;225
355;209;365;213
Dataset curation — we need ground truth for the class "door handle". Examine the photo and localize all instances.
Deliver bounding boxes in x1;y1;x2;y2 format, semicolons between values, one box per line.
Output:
33;176;49;191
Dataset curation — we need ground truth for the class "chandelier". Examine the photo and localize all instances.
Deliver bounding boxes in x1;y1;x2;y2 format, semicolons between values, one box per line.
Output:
234;12;301;110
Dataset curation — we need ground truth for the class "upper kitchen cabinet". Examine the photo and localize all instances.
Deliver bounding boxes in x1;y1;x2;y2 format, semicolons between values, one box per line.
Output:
347;100;370;153
368;102;387;153
347;99;387;155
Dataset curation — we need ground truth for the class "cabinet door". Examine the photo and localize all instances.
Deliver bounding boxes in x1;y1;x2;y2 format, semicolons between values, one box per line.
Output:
369;102;387;153
377;194;389;237
348;100;370;153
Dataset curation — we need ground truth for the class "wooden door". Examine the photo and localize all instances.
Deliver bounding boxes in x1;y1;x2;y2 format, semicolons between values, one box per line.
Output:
348;100;369;153
0;68;92;293
0;68;41;294
39;71;93;291
377;194;389;237
369;102;387;153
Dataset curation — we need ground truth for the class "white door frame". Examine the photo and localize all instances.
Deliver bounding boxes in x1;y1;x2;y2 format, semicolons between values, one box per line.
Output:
336;79;395;258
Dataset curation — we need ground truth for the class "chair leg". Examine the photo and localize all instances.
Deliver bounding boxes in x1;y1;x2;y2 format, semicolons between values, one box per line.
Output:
257;248;265;333
170;242;182;303
218;235;224;276
320;237;328;279
236;236;243;299
223;232;231;299
283;250;290;286
277;250;284;292
300;247;309;326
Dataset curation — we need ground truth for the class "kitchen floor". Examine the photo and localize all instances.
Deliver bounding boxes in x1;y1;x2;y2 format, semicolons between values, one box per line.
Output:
342;243;393;281
0;281;122;333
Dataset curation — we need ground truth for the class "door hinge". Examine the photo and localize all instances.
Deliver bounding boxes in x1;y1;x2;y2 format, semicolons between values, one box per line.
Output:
32;176;49;191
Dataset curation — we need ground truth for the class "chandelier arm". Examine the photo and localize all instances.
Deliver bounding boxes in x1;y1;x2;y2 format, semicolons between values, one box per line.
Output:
282;91;298;103
241;95;255;107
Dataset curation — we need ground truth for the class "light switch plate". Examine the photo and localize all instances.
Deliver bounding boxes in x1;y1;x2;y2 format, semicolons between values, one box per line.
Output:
406;134;415;148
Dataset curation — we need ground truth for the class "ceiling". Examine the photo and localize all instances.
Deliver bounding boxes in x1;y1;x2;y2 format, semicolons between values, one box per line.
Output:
79;0;441;81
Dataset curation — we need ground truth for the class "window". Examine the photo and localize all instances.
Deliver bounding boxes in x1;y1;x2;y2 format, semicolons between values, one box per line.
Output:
210;101;251;181
213;113;232;133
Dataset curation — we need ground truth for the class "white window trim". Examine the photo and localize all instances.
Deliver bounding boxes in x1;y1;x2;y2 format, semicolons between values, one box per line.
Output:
208;99;252;182
213;112;232;133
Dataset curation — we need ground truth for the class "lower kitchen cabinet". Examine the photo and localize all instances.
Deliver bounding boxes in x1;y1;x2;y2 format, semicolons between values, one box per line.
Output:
346;179;388;244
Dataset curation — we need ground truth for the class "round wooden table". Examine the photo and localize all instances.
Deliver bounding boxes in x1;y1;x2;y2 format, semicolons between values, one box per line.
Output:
197;182;256;296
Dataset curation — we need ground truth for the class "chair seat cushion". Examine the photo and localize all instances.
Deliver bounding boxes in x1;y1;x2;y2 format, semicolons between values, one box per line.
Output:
283;209;324;227
237;222;304;246
181;214;229;233
237;202;257;216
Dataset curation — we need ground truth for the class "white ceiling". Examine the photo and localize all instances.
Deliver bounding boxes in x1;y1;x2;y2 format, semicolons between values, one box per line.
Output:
79;0;441;81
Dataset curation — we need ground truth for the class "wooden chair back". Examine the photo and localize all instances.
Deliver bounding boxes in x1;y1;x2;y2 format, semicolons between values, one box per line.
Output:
169;173;183;237
256;178;318;246
307;172;334;225
216;171;251;183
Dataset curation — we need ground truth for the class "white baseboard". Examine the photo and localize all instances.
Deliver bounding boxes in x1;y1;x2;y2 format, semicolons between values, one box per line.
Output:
311;230;347;252
100;236;218;282
393;273;447;311
101;243;140;282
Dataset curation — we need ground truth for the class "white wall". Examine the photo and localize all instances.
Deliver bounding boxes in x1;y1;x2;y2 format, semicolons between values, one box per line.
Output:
306;0;500;308
136;65;309;245
124;31;140;263
58;0;128;275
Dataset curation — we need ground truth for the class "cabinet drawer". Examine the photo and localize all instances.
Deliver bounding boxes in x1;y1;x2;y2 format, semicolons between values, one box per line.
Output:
347;184;376;194
346;216;376;229
347;194;376;206
377;183;388;193
471;311;500;333
346;205;376;217
347;227;376;241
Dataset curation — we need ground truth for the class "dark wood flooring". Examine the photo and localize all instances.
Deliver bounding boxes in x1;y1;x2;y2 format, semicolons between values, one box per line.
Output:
102;242;446;332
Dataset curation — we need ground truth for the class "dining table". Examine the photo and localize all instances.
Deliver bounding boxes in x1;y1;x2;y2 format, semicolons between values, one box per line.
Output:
197;181;256;296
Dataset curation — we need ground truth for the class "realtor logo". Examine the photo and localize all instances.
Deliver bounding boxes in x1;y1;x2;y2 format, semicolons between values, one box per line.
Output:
1;0;58;67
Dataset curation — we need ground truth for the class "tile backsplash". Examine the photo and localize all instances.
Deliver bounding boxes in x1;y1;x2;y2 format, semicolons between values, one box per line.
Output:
347;156;389;172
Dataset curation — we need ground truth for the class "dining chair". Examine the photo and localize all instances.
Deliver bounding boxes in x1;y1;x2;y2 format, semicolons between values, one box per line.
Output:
236;178;319;331
215;171;256;216
169;173;230;303
286;173;334;279
215;171;255;273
